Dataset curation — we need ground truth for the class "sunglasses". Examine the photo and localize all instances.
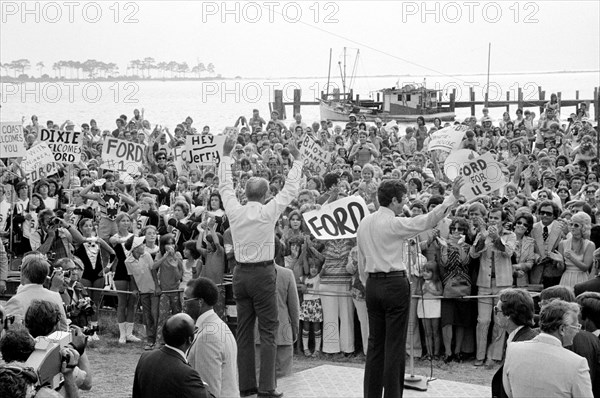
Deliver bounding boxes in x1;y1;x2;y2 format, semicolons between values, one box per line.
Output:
493;307;503;315
515;221;530;227
570;223;581;229
539;211;553;216
450;227;465;232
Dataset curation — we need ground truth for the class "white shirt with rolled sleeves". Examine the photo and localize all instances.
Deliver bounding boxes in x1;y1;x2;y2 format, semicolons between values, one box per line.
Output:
218;156;303;263
357;195;457;285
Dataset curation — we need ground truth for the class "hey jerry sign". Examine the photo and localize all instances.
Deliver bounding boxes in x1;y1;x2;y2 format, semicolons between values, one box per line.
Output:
0;122;27;158
39;128;82;163
303;195;369;240
186;134;226;166
457;151;507;201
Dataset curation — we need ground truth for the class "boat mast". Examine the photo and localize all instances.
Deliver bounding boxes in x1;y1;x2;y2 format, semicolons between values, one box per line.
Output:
343;47;347;96
485;42;491;107
326;48;332;100
349;49;359;94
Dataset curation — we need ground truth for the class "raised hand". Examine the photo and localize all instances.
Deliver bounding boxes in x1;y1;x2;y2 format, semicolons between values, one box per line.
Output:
451;176;465;199
287;138;302;161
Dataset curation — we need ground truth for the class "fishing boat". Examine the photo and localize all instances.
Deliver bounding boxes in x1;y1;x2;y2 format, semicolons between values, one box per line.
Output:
319;48;455;122
319;84;455;122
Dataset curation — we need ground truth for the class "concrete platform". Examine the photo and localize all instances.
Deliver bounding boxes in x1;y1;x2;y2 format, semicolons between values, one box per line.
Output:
278;364;490;398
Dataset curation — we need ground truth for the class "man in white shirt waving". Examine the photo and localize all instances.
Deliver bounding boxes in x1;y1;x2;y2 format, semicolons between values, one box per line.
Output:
218;132;303;398
357;175;464;398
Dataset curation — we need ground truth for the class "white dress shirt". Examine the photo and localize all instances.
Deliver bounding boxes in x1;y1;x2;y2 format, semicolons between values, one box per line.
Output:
219;156;303;263
357;194;456;285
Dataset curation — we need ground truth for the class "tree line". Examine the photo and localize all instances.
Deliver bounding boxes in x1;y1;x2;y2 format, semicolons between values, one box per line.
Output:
0;58;217;79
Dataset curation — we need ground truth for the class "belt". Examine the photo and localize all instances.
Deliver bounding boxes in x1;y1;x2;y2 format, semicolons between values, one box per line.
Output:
238;260;274;267
368;270;407;278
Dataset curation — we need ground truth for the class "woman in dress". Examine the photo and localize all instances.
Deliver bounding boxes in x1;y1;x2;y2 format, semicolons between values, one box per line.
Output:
559;212;596;288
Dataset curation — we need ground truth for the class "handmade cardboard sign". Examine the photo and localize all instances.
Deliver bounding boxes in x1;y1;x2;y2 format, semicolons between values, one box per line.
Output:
39;128;82;163
427;124;469;152
303;195;369;240
0;122;27;158
22;143;58;182
101;138;144;176
186;134;226;166
300;134;331;176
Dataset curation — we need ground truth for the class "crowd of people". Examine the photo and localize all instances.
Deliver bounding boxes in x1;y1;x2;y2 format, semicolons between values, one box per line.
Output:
0;98;599;397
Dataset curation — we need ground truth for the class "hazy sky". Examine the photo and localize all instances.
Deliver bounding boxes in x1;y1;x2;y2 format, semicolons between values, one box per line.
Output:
1;0;599;79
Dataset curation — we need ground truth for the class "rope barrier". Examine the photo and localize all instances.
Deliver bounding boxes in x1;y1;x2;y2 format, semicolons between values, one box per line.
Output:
300;289;542;299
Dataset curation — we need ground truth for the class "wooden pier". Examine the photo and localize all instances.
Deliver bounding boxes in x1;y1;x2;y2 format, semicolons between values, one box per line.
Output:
270;86;600;122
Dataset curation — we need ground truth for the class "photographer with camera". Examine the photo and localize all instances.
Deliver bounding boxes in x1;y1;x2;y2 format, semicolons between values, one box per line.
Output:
29;210;86;263
25;299;92;393
4;255;68;331
0;327;82;398
49;259;98;340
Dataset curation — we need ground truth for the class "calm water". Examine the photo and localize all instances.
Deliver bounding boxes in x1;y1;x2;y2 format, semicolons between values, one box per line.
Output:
1;72;597;130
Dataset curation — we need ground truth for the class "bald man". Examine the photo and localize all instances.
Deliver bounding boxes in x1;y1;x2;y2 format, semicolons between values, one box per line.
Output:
218;133;303;398
133;313;212;398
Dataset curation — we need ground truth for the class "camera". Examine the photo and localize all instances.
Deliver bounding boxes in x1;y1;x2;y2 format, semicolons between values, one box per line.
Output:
67;297;95;318
49;217;62;226
24;328;87;390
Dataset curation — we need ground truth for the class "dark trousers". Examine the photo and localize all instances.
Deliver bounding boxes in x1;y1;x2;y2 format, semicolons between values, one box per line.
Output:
364;275;411;398
140;293;160;343
234;265;278;392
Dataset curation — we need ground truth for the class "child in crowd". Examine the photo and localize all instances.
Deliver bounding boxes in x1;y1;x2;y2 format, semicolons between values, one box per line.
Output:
153;233;183;343
300;263;323;357
125;235;160;350
357;164;378;204
417;261;443;360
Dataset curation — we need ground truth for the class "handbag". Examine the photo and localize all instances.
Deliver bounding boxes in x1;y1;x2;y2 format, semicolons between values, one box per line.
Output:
351;276;366;301
539;255;565;279
443;276;471;298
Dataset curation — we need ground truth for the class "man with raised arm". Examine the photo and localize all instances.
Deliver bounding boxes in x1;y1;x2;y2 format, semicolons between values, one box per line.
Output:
357;176;464;398
218;131;303;398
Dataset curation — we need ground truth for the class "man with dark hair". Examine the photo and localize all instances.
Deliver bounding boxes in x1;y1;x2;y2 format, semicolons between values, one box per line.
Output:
357;176;464;398
503;300;592;397
0;329;35;363
218;134;303;398
531;200;568;287
491;288;538;398
317;172;341;205
4;255;68;330
133;313;213;398
185;278;238;398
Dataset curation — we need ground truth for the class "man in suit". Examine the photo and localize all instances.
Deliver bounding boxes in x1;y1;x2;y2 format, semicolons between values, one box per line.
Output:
491;288;539;398
185;277;239;398
530;200;568;287
256;265;300;378
503;300;593;398
132;313;213;398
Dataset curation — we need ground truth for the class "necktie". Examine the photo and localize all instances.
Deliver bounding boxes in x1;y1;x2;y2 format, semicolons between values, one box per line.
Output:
543;226;549;241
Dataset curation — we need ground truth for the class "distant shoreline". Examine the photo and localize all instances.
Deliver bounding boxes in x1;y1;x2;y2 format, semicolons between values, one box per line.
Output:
1;69;598;83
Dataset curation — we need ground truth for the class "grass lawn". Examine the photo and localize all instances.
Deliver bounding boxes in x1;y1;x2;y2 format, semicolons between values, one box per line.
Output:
81;336;496;398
